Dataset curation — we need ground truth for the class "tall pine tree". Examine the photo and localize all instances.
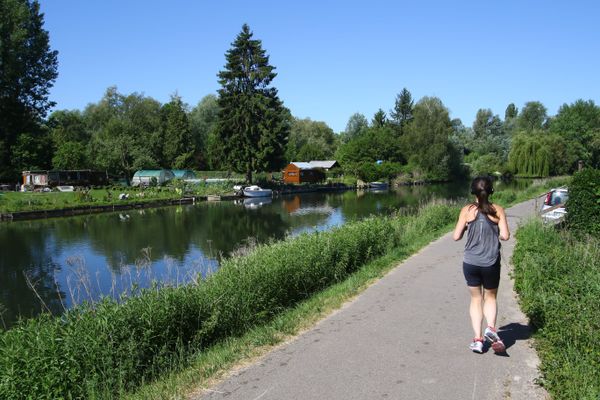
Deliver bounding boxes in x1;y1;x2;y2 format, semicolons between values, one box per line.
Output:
390;88;414;134
216;24;289;183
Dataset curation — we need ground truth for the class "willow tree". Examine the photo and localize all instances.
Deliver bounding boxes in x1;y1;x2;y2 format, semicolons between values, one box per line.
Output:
215;24;290;183
508;133;551;177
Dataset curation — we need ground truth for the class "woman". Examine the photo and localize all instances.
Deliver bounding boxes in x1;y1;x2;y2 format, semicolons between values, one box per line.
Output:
453;177;510;354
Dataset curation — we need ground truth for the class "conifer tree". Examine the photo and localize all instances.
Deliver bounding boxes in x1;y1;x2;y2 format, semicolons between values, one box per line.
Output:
216;24;289;183
390;88;414;133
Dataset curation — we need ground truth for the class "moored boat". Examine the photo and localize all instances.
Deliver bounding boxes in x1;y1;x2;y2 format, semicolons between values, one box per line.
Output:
242;185;273;197
368;182;389;189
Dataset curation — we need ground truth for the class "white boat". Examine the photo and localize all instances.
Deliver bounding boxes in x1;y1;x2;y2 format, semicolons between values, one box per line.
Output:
56;185;75;192
242;185;272;197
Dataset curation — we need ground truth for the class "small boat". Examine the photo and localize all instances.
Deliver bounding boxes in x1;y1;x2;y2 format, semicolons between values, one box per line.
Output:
242;185;272;198
56;185;75;192
368;182;389;189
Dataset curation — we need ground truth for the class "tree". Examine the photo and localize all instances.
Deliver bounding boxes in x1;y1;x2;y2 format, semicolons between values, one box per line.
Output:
52;141;87;169
473;109;503;138
390;88;414;134
372;109;387;128
505;103;518;120
215;24;290;183
518;101;547;132
341;113;368;143
285;118;337;162
189;94;219;169
0;0;58;180
47;110;89;169
549;99;600;169
87;87;162;183
401;97;462;180
161;94;193;168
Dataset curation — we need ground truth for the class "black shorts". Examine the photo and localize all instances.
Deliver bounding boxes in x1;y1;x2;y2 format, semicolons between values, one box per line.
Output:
463;258;501;289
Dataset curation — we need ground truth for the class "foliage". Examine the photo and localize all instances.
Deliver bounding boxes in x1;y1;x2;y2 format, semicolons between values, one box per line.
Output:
565;168;600;236
549;99;600;169
517;101;547;132
508;131;578;176
0;0;58;180
215;24;290;183
336;126;403;169
371;109;387;128
512;221;600;398
51;141;88;169
285;118;337;162
400;97;462;180
504;103;518;120
390;88;413;134
470;153;503;176
0;204;458;399
189;95;219;169
86;87;163;184
472;108;503;138
161;94;194;169
341;113;368;143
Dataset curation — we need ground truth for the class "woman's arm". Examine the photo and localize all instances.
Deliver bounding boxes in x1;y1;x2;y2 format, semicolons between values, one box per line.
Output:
496;206;510;241
453;206;469;241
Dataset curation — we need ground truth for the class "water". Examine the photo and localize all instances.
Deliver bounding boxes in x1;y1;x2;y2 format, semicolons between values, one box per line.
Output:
0;181;525;328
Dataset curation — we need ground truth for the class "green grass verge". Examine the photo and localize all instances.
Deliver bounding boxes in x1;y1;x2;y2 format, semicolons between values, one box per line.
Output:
0;182;234;213
512;221;600;399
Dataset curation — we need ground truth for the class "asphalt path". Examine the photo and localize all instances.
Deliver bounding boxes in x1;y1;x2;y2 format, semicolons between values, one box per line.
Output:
198;199;548;400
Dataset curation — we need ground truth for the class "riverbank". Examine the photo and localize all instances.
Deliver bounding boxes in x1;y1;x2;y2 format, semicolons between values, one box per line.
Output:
0;183;355;221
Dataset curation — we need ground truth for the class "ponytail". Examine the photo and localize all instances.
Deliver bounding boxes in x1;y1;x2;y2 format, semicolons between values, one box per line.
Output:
470;177;497;218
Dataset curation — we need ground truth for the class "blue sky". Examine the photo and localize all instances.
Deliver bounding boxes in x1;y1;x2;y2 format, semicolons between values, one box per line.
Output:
40;0;600;133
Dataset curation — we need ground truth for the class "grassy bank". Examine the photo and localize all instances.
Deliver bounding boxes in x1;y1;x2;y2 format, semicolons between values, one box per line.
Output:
0;182;233;214
0;203;458;399
512;221;600;399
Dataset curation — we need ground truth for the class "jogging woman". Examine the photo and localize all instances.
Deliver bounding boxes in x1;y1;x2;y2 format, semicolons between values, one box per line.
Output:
453;177;510;353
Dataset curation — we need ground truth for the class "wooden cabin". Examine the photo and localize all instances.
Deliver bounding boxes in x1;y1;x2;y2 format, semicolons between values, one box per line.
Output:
282;162;326;184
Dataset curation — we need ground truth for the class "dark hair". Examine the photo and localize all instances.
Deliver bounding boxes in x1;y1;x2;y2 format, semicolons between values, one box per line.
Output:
470;176;497;217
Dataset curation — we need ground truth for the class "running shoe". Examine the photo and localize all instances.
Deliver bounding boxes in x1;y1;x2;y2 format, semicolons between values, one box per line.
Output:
469;338;484;354
484;326;506;353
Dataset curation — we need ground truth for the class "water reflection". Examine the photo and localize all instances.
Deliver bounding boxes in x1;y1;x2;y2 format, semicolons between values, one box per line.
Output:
1;182;498;328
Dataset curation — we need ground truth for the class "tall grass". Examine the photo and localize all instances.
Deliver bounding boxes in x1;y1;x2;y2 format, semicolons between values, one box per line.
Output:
0;203;458;399
512;221;600;399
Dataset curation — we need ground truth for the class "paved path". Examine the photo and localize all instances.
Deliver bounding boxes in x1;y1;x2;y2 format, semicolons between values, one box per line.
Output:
199;200;548;400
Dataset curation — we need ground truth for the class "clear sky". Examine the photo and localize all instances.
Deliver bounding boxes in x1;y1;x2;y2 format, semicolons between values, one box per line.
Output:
39;0;600;133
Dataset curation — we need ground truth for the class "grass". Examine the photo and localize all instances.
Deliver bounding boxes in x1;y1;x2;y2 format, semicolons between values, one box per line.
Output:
512;221;600;399
0;182;234;213
0;177;570;399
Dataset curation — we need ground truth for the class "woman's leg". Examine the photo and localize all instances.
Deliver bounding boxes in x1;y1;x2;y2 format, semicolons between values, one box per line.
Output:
468;286;484;338
483;288;498;328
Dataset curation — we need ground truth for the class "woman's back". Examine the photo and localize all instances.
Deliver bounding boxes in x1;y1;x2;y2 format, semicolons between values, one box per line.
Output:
464;207;500;267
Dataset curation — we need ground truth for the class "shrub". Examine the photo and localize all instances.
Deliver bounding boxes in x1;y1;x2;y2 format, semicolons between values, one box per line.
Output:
512;221;600;398
566;168;600;236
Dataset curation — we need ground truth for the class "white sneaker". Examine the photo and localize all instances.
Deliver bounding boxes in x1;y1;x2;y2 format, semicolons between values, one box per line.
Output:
469;339;484;353
484;327;506;353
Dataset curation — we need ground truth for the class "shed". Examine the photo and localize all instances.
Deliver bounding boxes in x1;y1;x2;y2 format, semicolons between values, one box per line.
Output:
283;162;326;184
131;170;175;186
171;169;197;180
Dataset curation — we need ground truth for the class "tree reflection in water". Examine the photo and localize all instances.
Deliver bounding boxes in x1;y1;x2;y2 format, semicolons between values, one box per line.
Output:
0;183;477;327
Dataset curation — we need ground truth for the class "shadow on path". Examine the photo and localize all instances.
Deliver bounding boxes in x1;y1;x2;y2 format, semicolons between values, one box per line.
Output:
499;322;533;350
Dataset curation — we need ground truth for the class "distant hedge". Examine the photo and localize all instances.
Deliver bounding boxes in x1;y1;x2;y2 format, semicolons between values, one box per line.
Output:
0;204;458;399
566;168;600;236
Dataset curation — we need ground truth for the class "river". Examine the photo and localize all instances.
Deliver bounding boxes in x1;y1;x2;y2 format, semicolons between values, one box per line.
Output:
0;181;529;328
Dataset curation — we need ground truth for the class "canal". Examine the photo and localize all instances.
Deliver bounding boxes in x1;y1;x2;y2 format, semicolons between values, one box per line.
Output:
0;181;525;328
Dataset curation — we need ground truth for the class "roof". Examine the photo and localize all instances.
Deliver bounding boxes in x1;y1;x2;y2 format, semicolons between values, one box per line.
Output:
171;169;196;178
290;162;315;170
133;170;174;177
309;160;339;169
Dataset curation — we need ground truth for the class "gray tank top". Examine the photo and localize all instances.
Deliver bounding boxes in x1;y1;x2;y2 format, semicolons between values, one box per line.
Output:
464;210;500;267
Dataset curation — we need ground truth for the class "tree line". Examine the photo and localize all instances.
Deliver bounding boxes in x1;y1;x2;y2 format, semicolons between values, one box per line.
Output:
1;1;599;184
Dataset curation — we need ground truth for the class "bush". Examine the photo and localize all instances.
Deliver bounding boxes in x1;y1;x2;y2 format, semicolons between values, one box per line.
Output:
566;168;600;236
0;204;458;399
512;221;600;398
